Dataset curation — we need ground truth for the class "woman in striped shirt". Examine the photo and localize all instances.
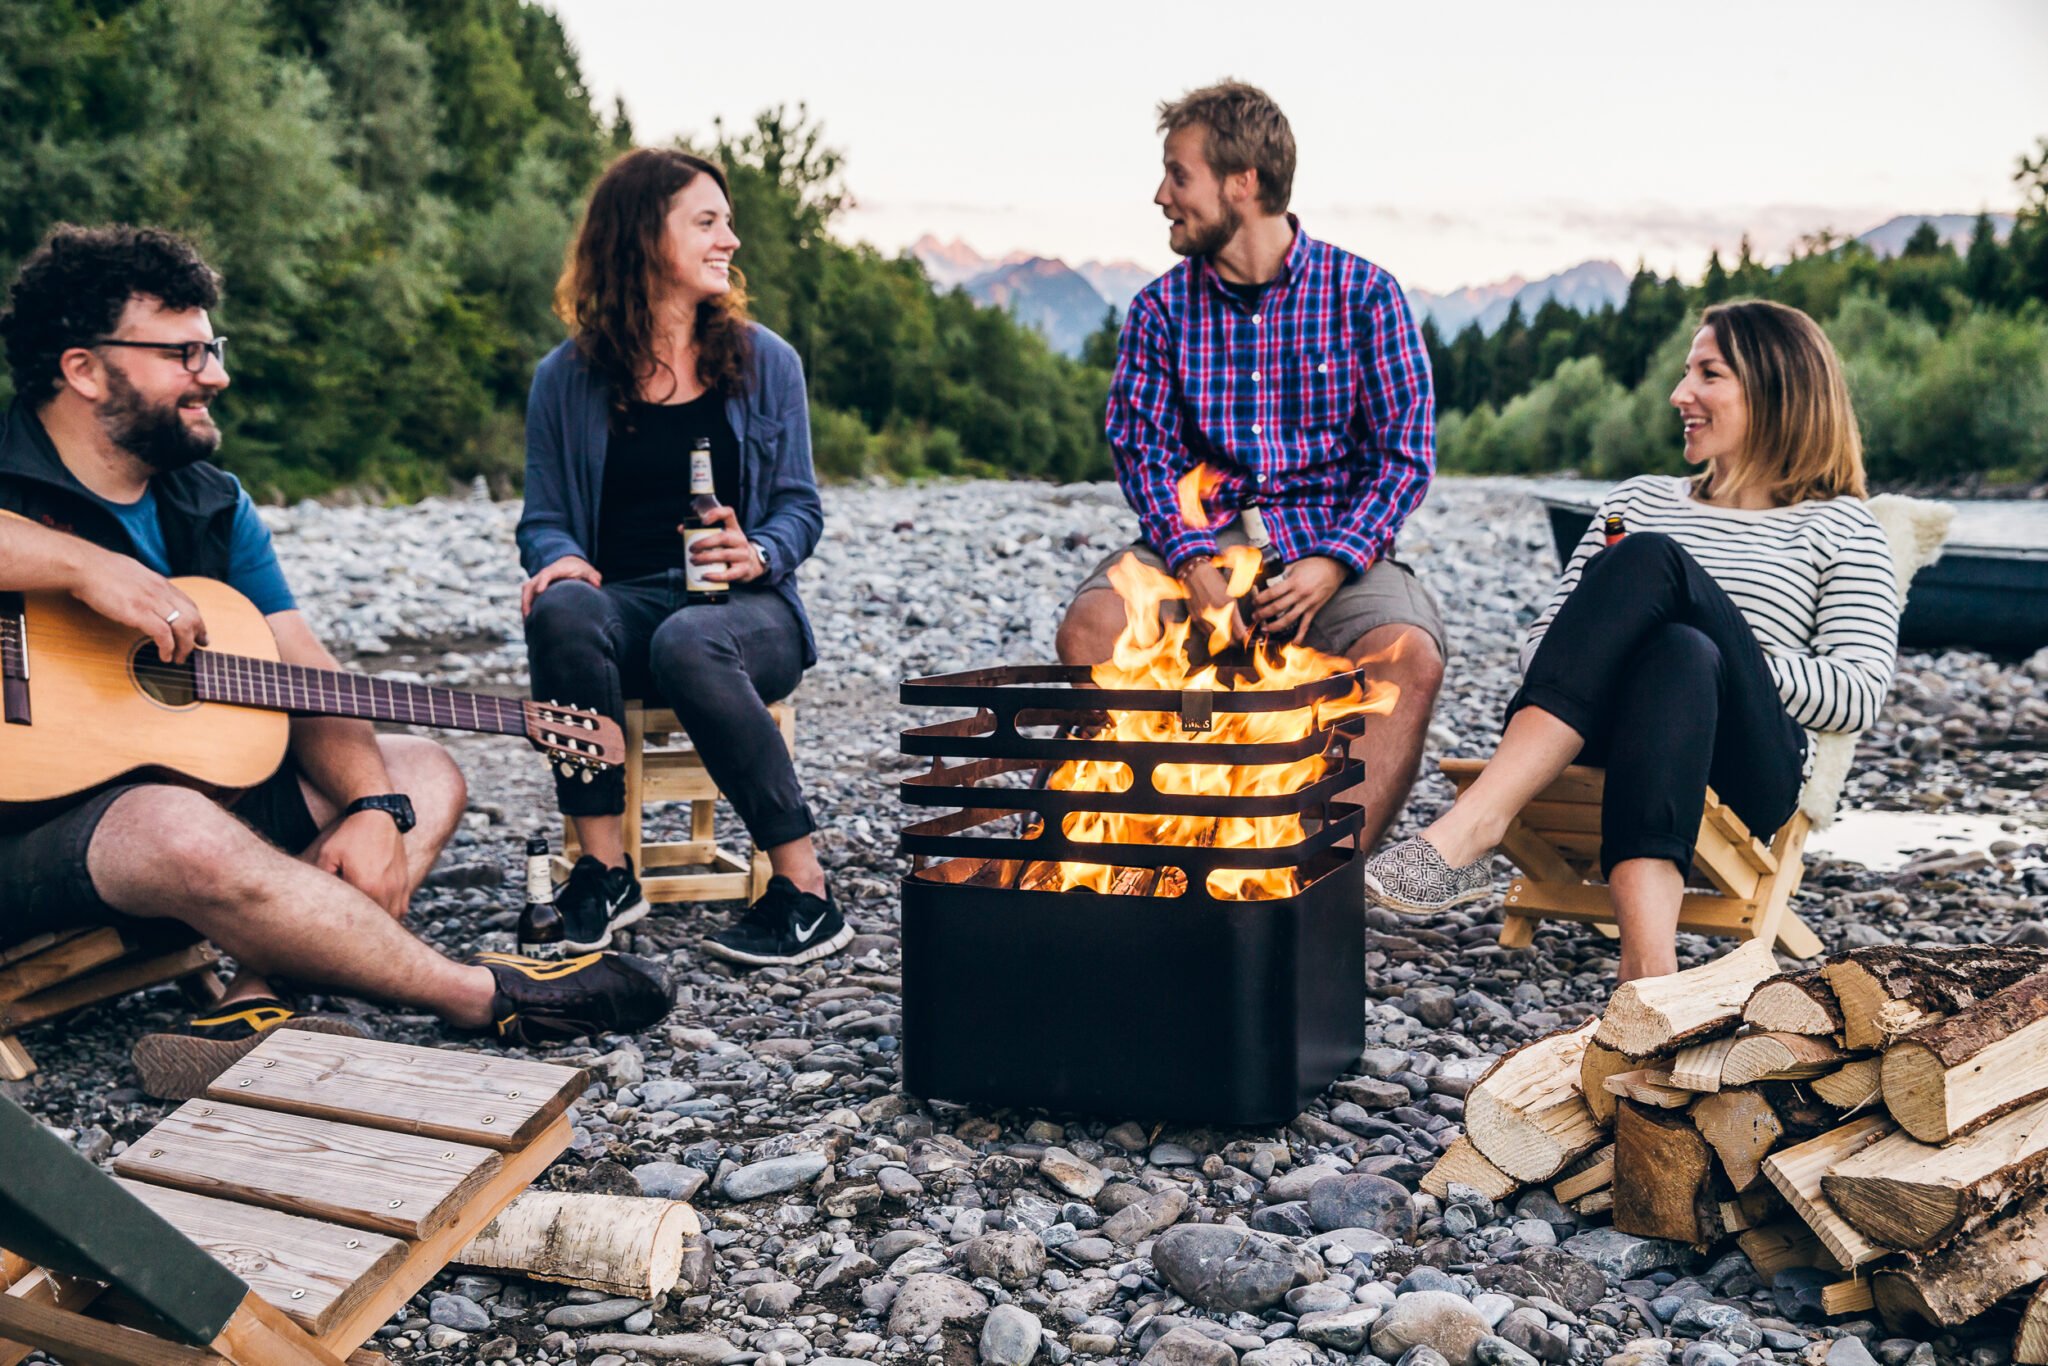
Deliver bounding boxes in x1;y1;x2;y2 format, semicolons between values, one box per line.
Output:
1365;300;1898;980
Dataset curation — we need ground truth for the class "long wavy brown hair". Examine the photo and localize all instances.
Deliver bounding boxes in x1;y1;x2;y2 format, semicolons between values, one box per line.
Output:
555;148;752;412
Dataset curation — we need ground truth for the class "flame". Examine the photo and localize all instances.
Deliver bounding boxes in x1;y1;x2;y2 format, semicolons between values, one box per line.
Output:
1038;551;1400;900
1176;464;1230;529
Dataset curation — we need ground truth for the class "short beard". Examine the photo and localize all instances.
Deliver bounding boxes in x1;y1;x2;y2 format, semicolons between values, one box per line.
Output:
1172;199;1242;259
100;364;219;474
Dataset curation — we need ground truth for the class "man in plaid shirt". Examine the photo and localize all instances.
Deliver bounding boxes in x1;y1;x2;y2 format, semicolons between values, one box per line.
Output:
1057;80;1447;851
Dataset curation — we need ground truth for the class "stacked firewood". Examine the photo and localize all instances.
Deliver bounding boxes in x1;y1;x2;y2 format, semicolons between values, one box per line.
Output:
1423;938;2048;1351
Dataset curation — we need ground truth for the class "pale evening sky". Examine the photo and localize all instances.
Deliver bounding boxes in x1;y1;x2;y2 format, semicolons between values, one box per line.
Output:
547;0;2048;295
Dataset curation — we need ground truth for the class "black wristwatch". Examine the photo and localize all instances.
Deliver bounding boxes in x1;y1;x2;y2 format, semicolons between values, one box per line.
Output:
343;793;416;834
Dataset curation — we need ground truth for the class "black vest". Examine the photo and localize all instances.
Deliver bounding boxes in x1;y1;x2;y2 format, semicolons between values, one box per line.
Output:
0;399;240;578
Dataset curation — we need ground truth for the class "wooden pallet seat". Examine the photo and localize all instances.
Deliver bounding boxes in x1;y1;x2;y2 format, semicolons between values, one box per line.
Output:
0;1030;586;1365
0;925;222;1082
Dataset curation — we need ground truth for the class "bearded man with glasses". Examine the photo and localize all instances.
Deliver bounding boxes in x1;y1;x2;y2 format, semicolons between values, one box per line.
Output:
0;224;673;1096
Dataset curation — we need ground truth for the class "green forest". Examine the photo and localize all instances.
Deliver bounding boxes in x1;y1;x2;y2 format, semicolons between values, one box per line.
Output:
0;0;1114;500
1425;150;2048;487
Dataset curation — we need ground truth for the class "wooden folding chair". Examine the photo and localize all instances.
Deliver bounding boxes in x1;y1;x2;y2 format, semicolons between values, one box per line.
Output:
0;926;223;1082
0;1030;584;1364
1440;759;1823;959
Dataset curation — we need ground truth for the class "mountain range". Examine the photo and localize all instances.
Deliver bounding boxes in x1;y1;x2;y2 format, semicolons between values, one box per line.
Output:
910;212;2019;354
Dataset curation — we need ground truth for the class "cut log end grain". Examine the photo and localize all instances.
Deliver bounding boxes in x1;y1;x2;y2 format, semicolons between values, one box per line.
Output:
2017;1281;2048;1366
1821;1279;1874;1316
459;1192;700;1300
1721;1033;1852;1088
1581;1039;1633;1126
1822;1096;2048;1252
1871;1188;2048;1329
1597;938;1781;1057
1744;970;1845;1036
1420;1136;1520;1203
1691;1088;1785;1193
1812;1058;1883;1110
1825;945;2048;1052
1467;1018;1606;1183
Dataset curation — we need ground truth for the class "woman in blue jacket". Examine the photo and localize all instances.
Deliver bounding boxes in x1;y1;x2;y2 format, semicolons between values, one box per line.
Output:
517;148;841;968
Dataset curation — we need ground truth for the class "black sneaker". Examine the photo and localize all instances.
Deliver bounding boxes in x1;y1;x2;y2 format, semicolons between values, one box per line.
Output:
549;854;650;953
131;997;370;1100
472;950;674;1045
703;876;854;967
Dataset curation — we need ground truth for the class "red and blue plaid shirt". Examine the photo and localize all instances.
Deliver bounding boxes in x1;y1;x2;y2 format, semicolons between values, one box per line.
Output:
1105;219;1435;576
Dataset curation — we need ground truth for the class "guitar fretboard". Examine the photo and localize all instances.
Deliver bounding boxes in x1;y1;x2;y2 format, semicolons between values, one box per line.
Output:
193;650;527;735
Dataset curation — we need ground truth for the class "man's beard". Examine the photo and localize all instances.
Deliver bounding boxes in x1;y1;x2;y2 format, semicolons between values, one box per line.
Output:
100;365;220;474
1172;199;1241;259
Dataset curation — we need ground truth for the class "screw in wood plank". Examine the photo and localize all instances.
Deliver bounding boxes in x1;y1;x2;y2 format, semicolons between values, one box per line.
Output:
442;1151;455;1160
262;1059;275;1067
149;1149;162;1158
507;1090;520;1098
482;1115;495;1124
389;1199;403;1208
198;1107;212;1116
237;1078;251;1087
345;1239;359;1249
290;1289;304;1299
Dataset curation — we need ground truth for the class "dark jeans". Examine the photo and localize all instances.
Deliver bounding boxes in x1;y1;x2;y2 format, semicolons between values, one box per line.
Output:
525;574;814;850
1510;532;1807;879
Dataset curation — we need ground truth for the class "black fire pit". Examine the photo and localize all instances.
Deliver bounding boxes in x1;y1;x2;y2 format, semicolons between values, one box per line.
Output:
897;664;1366;1126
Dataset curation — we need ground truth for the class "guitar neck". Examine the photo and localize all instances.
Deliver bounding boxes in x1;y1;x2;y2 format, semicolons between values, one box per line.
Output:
193;650;527;736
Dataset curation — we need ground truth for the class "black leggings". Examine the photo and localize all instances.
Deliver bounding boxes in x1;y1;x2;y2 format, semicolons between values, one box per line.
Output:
1510;532;1808;879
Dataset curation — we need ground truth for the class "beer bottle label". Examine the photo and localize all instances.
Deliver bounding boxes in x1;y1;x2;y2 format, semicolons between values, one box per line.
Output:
1240;504;1271;548
525;850;553;904
684;527;725;593
690;447;714;494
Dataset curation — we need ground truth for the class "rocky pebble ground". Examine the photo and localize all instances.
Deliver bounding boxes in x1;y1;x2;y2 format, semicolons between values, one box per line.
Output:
13;478;2048;1366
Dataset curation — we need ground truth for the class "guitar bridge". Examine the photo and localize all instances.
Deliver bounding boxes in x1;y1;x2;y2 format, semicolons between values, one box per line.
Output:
0;592;27;726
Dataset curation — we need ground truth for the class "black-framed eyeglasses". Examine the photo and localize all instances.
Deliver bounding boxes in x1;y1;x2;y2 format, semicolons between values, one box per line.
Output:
88;336;228;373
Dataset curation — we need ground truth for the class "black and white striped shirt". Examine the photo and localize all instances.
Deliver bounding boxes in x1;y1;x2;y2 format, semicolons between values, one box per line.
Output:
1522;475;1900;734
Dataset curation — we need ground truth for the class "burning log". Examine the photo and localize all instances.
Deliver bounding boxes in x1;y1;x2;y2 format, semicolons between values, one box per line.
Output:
1465;1018;1606;1182
1881;970;2048;1143
1744;969;1845;1036
1759;1114;1894;1271
1614;1099;1722;1245
1420;1136;1520;1203
1691;1088;1785;1192
1822;945;2048;1052
1822;1096;2048;1251
1873;1188;2048;1329
1596;938;1781;1056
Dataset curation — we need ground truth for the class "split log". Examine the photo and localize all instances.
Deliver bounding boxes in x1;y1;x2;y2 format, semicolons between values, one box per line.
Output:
1737;1221;1826;1278
1758;1079;1842;1140
1574;1189;1613;1216
1420;1136;1520;1203
1822;1096;2048;1251
1813;1058;1884;1110
1823;944;2048;1051
1580;1038;1635;1125
1614;1099;1722;1245
1744;969;1845;1036
1466;1018;1607;1182
1872;1187;2048;1329
1759;1114;1894;1271
1882;969;2048;1142
1821;1279;1874;1316
1720;1033;1852;1087
459;1192;702;1300
1596;938;1780;1056
1718;1186;1782;1232
1671;1037;1740;1093
1603;1069;1694;1109
1692;1088;1784;1192
2018;1281;2048;1365
1553;1146;1615;1204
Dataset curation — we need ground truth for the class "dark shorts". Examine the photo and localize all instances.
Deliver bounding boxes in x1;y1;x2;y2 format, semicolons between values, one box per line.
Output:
0;762;320;947
1070;525;1451;661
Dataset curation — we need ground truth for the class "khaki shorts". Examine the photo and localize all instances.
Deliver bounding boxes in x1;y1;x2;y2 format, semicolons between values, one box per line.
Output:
1070;523;1450;660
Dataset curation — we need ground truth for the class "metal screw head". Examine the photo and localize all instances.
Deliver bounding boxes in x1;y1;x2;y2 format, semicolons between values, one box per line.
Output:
482;1115;496;1124
507;1090;520;1099
442;1150;455;1160
262;1059;276;1068
149;1149;163;1158
389;1199;403;1208
346;1238;360;1249
198;1107;212;1116
237;1078;252;1087
290;1289;305;1300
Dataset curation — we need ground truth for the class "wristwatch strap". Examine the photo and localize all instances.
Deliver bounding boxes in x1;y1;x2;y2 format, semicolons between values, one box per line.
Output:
343;793;416;834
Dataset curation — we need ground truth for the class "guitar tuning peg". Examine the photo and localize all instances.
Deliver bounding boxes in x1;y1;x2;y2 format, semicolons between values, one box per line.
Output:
579;767;594;784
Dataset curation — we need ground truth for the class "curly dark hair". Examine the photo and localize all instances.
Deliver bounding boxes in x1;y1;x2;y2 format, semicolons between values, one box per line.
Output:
1;224;222;404
555;148;752;413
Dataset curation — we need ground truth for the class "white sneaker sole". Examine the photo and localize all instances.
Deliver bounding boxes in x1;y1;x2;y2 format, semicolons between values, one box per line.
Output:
701;922;854;968
1361;873;1494;917
553;895;650;953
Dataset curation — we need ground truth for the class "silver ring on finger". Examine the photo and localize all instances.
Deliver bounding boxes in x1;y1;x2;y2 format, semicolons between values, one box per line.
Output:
162;609;182;626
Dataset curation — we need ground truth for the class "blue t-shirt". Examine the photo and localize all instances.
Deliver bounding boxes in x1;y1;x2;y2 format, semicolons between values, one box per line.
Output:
87;476;298;616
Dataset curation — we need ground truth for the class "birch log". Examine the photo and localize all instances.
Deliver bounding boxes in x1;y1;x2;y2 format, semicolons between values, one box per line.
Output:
459;1192;702;1299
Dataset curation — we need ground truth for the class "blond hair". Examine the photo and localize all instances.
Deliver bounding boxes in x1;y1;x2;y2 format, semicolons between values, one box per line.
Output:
1156;81;1295;214
1699;299;1867;505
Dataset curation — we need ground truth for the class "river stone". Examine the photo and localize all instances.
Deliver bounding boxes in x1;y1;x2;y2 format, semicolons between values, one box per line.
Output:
1142;1325;1237;1366
739;1282;802;1316
1103;1185;1189;1245
633;1161;707;1202
889;1273;989;1338
1828;1340;1881;1366
1296;1306;1384;1352
1308;1173;1417;1239
544;1298;647;1329
577;1334;736;1363
1250;1201;1316;1237
1370;1291;1494;1366
1040;1146;1106;1200
980;1303;1043;1366
1559;1229;1687;1280
1478;1336;1544;1366
965;1231;1047;1287
1244;1344;1319;1366
1286;1282;1355;1315
1474;1249;1608;1314
430;1296;490;1332
1150;1224;1305;1312
1398;1347;1454;1366
1264;1160;1350;1202
873;1229;937;1263
714;1151;828;1202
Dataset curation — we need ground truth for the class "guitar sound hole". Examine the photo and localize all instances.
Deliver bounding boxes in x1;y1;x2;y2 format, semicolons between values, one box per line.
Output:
132;644;198;708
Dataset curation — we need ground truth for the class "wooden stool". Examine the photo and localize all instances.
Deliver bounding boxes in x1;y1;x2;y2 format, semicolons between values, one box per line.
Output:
1440;759;1823;959
0;1030;587;1365
563;699;796;906
0;927;222;1083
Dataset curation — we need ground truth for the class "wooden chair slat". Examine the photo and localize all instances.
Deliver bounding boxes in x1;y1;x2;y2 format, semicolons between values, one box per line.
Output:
0;943;218;1033
115;1179;407;1337
205;1031;584;1151
112;1100;502;1240
0;930;81;970
1520;800;1606;834
0;930;125;1003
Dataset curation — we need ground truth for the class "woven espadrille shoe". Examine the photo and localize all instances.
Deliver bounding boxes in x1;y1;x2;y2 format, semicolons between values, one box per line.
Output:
1361;836;1495;915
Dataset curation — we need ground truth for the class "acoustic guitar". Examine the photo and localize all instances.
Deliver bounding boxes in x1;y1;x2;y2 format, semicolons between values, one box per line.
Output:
0;521;620;804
